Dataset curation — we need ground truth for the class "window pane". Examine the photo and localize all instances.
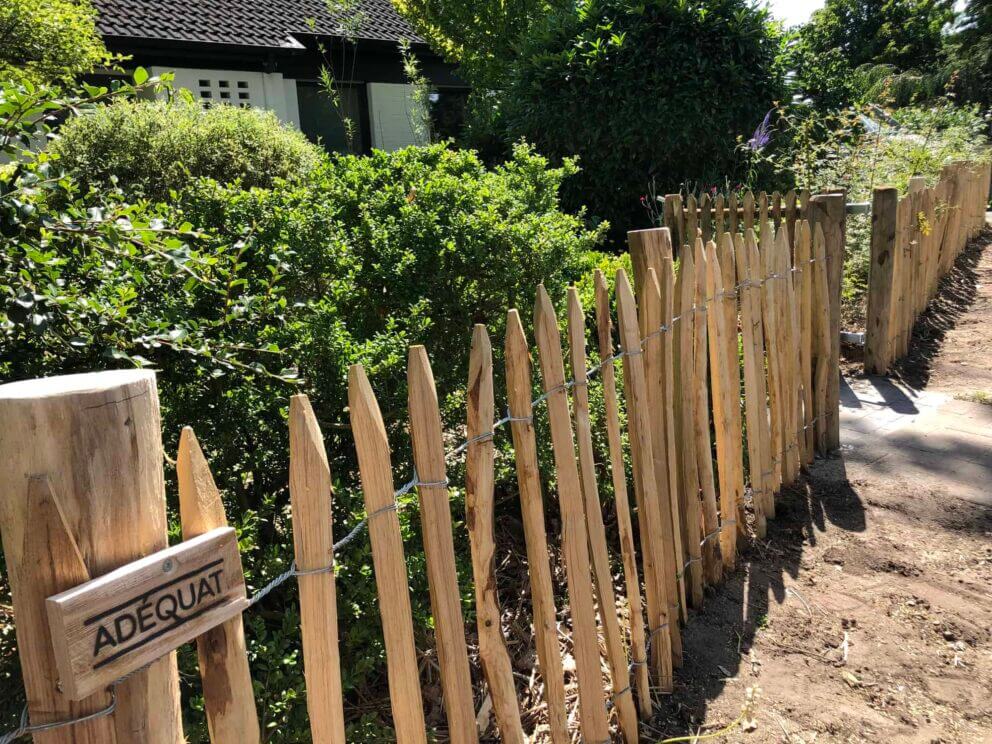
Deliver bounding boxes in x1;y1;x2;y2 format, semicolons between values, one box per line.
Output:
296;81;366;154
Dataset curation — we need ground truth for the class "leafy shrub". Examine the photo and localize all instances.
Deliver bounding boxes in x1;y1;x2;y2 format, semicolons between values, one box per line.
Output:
2;103;605;736
50;98;323;200
499;0;786;239
0;0;112;86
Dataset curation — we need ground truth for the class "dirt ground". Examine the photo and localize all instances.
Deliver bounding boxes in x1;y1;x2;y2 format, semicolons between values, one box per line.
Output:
642;230;992;743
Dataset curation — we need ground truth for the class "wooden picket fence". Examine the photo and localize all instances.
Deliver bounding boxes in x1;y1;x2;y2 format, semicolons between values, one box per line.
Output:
0;207;845;743
864;160;992;374
661;189;814;255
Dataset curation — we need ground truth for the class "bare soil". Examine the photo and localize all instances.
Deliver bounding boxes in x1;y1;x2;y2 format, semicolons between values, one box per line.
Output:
642;231;992;743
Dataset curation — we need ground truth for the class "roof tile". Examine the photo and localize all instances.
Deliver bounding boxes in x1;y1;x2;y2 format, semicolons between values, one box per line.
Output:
92;0;423;48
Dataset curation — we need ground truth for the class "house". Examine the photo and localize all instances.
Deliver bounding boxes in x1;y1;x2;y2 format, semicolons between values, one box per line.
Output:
90;0;468;153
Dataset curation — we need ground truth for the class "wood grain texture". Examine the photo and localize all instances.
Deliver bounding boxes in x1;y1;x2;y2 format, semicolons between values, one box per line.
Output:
592;274;651;715
812;226;833;456
737;231;772;538
18;477;117;743
177;428;260;744
776;225;801;484
0;370;182;743
532;286;612;741
566;290;639;743
629;252;683;660
658;238;688;623
348;365;427;744
629;227;687;635
614;270;674;692
504;310;570;743
704;239;738;569
716;235;746;540
673;249;704;608
809;193;845;450
795;223;816;465
287;397;347;744
466;326;525;744
47;528;248;702
691;240;722;584
406;348;478;744
759;222;784;501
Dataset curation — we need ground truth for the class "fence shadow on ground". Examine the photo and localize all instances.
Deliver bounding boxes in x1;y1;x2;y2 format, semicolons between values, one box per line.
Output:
891;228;990;389
642;456;865;739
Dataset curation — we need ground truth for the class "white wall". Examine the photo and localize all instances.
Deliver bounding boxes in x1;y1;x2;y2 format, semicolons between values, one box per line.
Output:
367;83;428;151
151;67;300;127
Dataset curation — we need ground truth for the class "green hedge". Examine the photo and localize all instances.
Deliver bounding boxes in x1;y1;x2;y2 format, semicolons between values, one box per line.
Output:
51;99;323;200
3;132;606;738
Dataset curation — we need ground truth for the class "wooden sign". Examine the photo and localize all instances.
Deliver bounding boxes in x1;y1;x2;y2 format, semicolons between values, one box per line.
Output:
47;526;249;700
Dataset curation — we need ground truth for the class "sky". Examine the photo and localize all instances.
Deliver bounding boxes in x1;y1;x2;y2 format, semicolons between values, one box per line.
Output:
765;0;825;28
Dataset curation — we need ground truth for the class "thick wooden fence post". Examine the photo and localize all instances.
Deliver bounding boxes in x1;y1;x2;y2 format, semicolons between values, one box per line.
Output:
0;370;183;744
809;193;846;450
349;366;427;744
407;348;478;744
865;187;899;374
178;428;261;744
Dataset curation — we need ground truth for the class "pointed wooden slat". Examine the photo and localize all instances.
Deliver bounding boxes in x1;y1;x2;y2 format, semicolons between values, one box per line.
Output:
795;222;815;464
637;268;684;661
700;192;713;244
614;270;674;692
407;348;479;744
532;288;611;742
348;365;427;744
178;428;262;744
627;227;684;660
743;191;755;233
665;194;685;254
673;247;705;607
716;235;745;543
758;192;769;227
759;221;784;500
504;311;572;744
686;194;699;250
776;225;802;483
785;190;798;248
714;194;726;241
771;191;782;230
729;193;740;234
466;326;526;744
592;275;651;716
706;239;740;568
566;290;639;744
691;241;723;584
658;235;688;623
736;231;772;537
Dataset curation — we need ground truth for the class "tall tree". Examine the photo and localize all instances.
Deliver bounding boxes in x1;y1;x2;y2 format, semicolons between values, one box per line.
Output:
391;0;569;93
788;0;955;108
948;0;992;107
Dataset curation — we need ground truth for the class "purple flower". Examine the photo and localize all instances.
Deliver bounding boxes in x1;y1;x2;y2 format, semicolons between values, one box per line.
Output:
747;109;774;151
